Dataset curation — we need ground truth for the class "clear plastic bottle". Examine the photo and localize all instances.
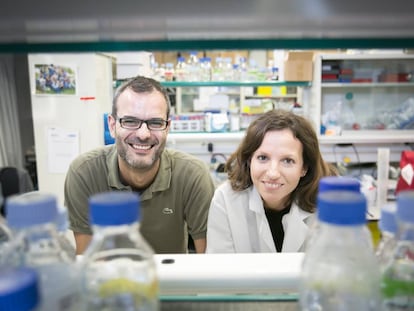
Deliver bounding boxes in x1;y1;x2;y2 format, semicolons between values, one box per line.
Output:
186;51;200;81
199;57;212;81
164;62;175;81
55;204;76;260
381;190;414;310
299;190;382;310
238;57;249;81
304;176;370;250
0;267;40;311
175;56;187;81
4;192;80;311
223;57;234;81
212;57;225;81
80;191;159;311
376;202;398;271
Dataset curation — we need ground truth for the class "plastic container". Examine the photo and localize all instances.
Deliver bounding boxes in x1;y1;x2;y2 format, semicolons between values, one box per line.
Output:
304;176;372;250
175;56;187;81
381;190;414;310
80;191;159;311
376;202;398;271
299;190;382;310
186;51;200;81
0;267;40;311
5;192;80;311
199;57;212;81
55;204;76;260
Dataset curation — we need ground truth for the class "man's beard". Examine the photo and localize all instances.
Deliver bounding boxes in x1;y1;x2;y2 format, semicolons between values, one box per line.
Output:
116;138;165;170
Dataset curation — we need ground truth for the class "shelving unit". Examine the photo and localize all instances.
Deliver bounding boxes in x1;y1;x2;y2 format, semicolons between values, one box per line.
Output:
309;53;414;142
305;52;414;165
162;80;310;119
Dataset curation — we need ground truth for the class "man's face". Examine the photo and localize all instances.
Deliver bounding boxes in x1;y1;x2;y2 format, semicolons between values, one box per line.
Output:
108;88;170;171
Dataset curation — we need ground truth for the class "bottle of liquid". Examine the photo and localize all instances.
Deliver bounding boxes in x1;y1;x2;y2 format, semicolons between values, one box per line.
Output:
299;190;382;310
376;202;397;271
55;204;76;260
381;190;414;310
175;56;187;81
199;57;212;81
80;191;159;311
238;57;248;81
186;51;200;81
4;192;80;311
0;267;40;311
304;176;370;250
212;57;225;81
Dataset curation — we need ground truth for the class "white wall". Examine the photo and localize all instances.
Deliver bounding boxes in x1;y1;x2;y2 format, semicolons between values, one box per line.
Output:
28;53;113;206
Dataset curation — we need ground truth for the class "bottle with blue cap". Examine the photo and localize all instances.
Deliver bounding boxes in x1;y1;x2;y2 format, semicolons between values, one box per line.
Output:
304;176;374;250
299;190;382;310
381;190;414;310
376;202;398;271
0;267;40;311
80;191;159;311
4;192;80;311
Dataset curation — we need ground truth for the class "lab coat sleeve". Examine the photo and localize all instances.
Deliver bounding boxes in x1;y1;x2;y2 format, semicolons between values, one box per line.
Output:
206;184;236;253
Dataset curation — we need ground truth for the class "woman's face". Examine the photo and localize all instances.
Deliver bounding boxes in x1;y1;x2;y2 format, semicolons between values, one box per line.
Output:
250;129;306;211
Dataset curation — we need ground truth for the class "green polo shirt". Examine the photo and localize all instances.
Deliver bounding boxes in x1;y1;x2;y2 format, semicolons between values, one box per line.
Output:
64;145;215;253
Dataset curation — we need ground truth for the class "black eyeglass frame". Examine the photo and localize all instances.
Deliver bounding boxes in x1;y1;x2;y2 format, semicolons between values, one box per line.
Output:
116;117;170;131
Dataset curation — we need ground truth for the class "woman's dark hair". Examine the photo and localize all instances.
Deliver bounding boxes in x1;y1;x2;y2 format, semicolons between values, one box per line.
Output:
111;75;171;118
226;109;337;212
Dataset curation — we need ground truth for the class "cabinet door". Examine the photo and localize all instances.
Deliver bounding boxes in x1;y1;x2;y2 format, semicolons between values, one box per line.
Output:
312;53;414;138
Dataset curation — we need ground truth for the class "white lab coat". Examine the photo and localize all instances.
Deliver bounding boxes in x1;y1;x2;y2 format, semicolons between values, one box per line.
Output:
206;180;316;253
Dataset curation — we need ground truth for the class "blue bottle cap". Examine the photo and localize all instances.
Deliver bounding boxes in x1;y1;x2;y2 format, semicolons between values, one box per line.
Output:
0;267;40;311
89;191;140;226
396;190;414;223
379;203;397;234
319;176;360;193
6;192;58;229
317;190;367;225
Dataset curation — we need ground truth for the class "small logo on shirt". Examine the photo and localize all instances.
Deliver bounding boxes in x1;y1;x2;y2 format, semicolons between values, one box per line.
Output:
162;207;174;215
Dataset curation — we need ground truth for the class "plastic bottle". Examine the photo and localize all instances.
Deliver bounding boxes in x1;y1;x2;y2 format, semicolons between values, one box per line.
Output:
186;51;200;81
164;62;175;81
304;176;372;250
199;57;212;81
80;191;159;311
376;202;398;271
212;57;225;81
0;267;40;311
55;204;76;260
175;56;187;81
4;192;80;311
238;57;248;81
381;190;414;310
299;190;382;310
223;57;234;81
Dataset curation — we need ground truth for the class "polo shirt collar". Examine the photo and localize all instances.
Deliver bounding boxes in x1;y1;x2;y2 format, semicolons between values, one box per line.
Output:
106;145;172;198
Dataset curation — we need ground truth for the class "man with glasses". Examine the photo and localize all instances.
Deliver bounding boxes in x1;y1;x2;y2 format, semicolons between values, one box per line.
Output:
64;76;215;254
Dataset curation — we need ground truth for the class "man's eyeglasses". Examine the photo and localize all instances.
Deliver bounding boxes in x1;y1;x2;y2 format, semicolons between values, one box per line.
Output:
117;117;169;131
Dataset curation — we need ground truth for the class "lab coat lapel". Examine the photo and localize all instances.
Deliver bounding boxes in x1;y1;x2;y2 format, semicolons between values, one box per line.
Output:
249;187;276;252
282;203;314;252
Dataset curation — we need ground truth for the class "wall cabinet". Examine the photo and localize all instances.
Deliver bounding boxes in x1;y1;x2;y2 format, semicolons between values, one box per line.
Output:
306;52;414;165
310;52;414;144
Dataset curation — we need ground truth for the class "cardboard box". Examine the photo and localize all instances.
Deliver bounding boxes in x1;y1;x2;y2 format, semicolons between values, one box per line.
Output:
283;51;314;81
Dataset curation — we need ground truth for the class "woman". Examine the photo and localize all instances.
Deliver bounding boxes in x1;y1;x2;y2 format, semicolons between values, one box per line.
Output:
206;109;337;253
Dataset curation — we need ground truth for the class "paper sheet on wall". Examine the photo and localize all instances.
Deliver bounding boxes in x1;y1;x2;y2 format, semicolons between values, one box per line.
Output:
47;127;79;174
